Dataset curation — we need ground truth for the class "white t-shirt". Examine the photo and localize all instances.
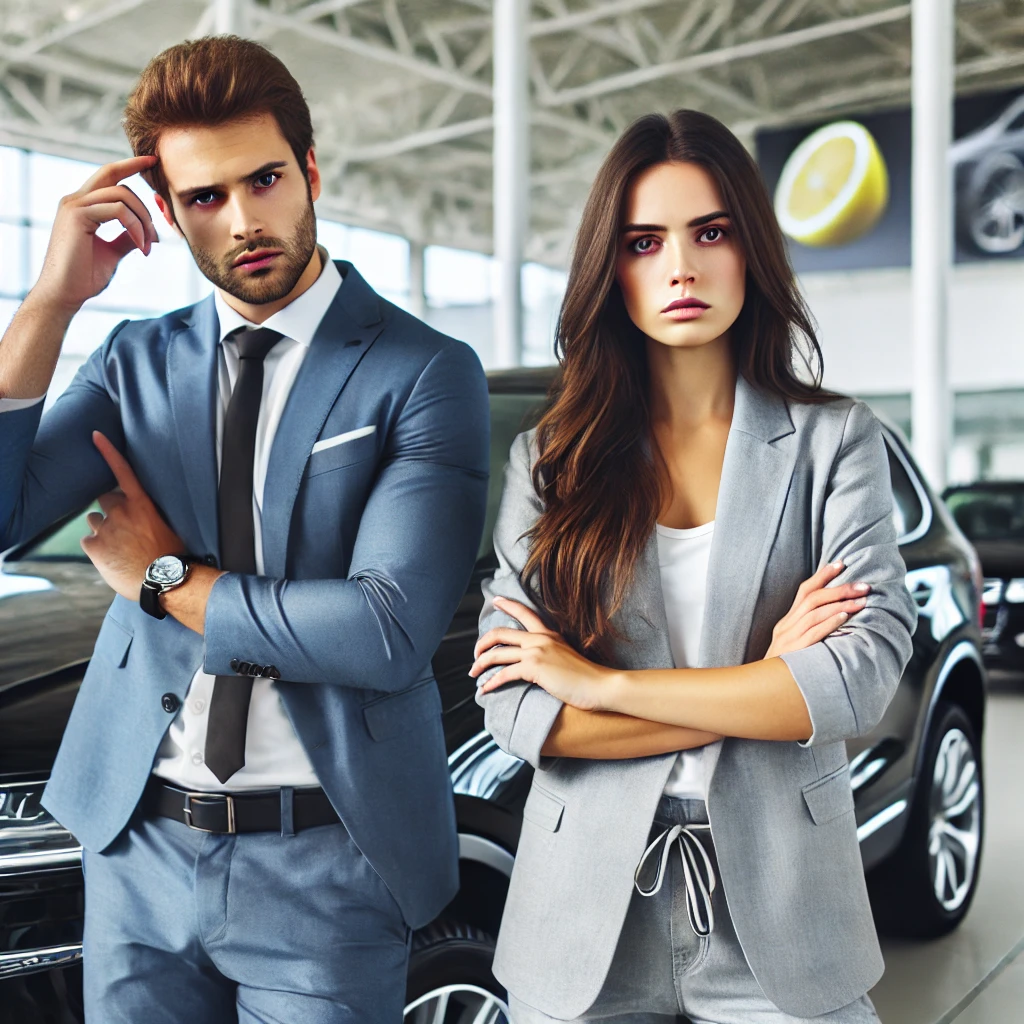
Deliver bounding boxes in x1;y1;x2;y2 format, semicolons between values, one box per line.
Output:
656;519;715;800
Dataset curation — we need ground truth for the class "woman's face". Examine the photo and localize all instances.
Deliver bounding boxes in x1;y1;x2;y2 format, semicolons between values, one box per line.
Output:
615;161;746;352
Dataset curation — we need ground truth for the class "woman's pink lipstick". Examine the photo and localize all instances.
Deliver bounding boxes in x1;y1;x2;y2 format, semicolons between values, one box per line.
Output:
661;297;710;320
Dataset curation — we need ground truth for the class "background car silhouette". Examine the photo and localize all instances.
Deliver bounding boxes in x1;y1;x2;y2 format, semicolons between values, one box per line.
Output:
950;93;1024;255
0;367;987;1023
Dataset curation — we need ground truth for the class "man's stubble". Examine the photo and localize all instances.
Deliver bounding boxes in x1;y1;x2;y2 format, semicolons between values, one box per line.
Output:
186;198;317;306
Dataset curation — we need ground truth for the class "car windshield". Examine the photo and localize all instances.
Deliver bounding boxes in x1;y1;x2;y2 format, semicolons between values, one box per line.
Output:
945;488;1024;542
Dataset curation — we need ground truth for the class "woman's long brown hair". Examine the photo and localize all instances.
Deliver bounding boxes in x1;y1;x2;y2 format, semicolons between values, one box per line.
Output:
522;109;838;661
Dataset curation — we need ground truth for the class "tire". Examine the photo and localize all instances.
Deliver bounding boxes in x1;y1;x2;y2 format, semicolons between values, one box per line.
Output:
868;702;984;938
404;919;509;1023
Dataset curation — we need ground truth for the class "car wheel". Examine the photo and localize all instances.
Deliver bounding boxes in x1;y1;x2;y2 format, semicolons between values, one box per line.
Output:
869;701;984;938
966;151;1024;254
404;919;509;1023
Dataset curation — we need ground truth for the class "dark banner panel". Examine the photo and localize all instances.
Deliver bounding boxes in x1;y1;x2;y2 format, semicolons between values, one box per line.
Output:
756;87;1024;272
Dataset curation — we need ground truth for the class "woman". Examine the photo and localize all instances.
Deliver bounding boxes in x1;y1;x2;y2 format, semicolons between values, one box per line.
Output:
471;110;917;1024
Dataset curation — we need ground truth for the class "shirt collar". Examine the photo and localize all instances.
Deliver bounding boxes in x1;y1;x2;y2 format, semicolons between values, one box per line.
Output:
214;246;342;348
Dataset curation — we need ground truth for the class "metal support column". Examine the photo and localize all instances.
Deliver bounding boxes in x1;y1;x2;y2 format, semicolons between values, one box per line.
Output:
492;0;529;367
408;241;426;320
910;0;954;490
214;0;247;36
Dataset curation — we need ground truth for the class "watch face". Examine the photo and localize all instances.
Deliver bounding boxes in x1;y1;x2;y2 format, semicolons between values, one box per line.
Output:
148;555;185;586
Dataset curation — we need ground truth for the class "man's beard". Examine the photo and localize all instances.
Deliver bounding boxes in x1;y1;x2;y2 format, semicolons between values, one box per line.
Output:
188;200;318;305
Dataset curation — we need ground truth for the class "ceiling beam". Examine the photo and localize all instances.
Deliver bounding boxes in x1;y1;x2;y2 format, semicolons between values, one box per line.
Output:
4;0;153;60
541;4;912;107
252;7;492;97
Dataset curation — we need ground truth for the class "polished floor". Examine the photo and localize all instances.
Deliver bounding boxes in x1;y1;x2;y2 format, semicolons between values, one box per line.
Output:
870;670;1024;1024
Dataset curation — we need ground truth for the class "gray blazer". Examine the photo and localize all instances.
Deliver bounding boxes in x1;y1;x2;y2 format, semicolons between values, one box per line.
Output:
475;373;917;1019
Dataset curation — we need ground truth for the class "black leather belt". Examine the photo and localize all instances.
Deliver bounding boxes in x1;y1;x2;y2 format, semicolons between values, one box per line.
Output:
145;779;340;835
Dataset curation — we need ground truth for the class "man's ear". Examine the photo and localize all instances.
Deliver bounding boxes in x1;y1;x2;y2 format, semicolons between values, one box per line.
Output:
306;147;321;203
153;194;184;238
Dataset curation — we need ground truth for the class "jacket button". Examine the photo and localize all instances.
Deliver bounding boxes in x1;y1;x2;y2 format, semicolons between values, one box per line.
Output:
237;661;252;676
248;664;263;677
203;554;218;567
161;693;180;714
265;665;280;679
230;659;240;672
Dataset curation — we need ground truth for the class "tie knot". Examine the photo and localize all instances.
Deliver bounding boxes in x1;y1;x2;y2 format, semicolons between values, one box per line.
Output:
233;326;283;361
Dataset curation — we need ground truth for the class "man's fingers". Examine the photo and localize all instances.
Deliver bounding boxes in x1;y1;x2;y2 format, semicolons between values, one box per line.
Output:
96;491;125;515
78;155;158;196
75;185;158;248
92;432;144;498
492;596;553;635
79;202;148;254
84;511;105;535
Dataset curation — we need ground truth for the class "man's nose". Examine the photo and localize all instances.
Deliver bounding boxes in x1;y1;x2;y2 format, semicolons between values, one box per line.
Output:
228;194;264;241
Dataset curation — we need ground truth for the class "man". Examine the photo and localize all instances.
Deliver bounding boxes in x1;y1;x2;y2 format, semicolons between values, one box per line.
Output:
0;36;489;1022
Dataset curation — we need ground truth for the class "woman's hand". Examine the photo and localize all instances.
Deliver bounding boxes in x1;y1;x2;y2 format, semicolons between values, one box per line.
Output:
764;559;870;660
471;597;614;710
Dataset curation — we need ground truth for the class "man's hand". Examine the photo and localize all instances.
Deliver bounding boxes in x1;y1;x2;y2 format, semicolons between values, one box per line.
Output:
81;431;185;601
33;156;160;316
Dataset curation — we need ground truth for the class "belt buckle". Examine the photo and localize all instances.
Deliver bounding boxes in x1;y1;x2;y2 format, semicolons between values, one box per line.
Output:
183;792;236;834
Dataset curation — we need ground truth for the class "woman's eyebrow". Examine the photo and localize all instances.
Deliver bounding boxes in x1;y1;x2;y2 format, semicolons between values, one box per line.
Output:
621;211;730;233
687;210;729;227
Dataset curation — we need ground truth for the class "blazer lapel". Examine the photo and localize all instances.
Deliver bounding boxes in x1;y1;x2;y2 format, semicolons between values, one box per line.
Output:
167;294;221;561
698;373;797;670
260;262;385;577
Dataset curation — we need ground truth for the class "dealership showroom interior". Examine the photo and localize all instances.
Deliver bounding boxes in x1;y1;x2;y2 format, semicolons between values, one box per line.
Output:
1;1;1024;1022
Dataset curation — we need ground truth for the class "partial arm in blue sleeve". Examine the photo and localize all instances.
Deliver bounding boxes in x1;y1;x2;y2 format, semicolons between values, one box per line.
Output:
202;341;490;692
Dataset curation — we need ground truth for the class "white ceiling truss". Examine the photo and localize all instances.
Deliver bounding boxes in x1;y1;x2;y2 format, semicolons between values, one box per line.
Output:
2;0;1024;265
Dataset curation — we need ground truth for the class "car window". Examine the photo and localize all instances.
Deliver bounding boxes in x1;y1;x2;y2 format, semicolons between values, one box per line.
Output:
12;505;97;561
945;488;1024;542
886;442;924;540
478;394;546;562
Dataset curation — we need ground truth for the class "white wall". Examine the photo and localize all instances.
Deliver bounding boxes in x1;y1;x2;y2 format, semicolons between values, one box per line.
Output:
800;261;1024;394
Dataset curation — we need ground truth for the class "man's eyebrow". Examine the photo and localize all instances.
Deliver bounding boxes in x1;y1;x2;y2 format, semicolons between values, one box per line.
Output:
620;211;730;233
176;160;289;200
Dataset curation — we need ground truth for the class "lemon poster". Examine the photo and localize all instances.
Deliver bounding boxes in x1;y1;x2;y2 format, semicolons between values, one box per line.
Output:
756;87;1024;271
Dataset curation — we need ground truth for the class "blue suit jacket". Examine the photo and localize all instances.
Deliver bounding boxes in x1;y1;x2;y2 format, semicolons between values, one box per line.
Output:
0;261;490;928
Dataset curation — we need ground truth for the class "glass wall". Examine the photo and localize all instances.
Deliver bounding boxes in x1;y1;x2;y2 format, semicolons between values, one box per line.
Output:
0;144;562;400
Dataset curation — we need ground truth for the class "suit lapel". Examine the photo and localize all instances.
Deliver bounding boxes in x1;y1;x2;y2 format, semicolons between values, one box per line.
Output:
167;294;221;561
260;262;385;577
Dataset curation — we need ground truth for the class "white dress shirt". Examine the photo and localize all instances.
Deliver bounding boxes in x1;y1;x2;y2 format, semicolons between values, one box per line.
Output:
657;519;715;801
152;254;343;791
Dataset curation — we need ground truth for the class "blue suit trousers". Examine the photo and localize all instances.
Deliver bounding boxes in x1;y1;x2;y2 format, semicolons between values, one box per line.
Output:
82;807;411;1023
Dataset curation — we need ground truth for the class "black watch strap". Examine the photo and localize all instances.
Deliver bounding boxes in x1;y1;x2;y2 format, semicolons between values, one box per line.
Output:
140;581;167;620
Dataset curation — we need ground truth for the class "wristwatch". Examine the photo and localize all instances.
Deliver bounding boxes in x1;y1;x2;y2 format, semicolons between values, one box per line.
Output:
140;554;197;620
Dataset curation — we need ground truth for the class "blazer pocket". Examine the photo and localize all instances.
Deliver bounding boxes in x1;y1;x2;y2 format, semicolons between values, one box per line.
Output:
91;615;133;669
801;764;854;825
362;679;440;742
307;429;377;477
522;783;565;832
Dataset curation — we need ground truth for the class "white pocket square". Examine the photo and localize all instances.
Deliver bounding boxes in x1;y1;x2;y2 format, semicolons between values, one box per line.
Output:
311;425;376;454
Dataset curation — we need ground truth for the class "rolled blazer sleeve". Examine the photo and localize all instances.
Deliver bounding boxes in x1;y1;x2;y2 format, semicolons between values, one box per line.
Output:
780;401;918;746
475;430;564;768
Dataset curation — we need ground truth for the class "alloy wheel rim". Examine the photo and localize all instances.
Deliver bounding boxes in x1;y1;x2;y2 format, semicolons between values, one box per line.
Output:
927;727;982;913
404;983;509;1024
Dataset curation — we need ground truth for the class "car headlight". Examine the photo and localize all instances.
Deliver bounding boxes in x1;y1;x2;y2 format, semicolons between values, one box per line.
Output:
1006;579;1024;603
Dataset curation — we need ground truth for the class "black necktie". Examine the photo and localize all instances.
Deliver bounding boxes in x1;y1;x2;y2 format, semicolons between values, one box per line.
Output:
205;326;283;784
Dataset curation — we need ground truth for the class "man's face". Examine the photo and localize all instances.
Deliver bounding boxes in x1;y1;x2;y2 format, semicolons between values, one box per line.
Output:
154;112;320;306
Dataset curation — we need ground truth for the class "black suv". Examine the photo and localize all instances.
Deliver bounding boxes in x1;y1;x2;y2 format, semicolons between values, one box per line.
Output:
0;368;987;1023
942;481;1024;671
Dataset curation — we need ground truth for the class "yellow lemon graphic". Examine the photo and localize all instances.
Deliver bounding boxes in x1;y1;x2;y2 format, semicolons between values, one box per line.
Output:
774;121;889;247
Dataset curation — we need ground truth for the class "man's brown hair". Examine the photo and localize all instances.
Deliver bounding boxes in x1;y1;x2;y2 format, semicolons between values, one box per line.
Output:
123;35;314;209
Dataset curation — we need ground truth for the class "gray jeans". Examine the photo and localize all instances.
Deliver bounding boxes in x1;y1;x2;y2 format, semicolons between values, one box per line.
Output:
508;797;881;1024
